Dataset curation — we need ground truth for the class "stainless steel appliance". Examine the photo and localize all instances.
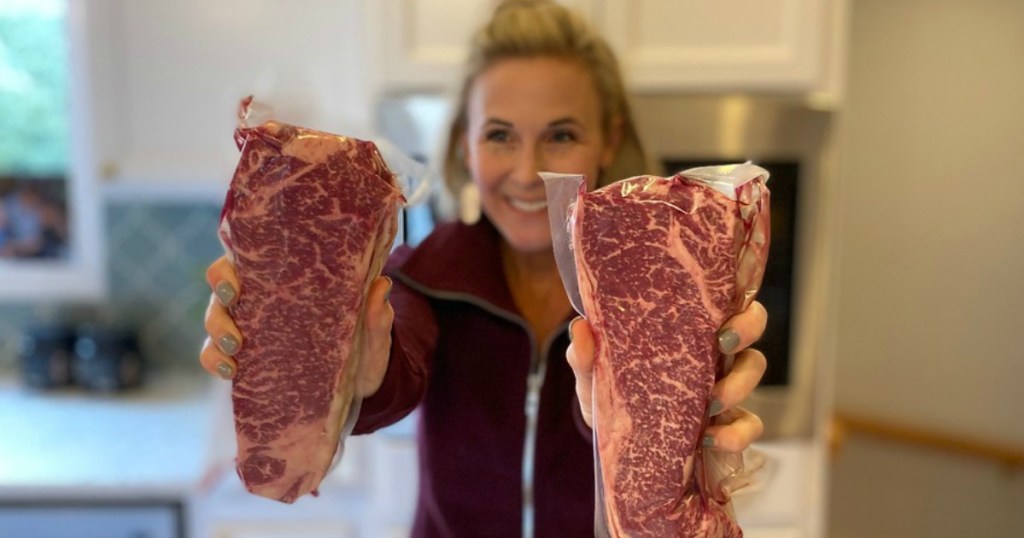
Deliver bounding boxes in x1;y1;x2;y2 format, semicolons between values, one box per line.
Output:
632;94;837;438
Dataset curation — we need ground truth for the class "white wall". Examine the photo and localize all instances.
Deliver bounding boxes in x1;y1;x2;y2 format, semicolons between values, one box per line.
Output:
830;0;1024;535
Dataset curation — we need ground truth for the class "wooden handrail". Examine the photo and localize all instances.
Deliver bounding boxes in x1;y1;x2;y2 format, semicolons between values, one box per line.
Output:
831;411;1024;469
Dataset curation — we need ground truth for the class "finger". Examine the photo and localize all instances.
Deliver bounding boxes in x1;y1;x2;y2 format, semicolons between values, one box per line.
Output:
204;293;242;356
709;348;766;416
566;317;594;375
357;276;395;398
200;335;237;380
566;317;594;426
704;407;764;453
717;300;767;354
364;276;395;333
205;255;240;306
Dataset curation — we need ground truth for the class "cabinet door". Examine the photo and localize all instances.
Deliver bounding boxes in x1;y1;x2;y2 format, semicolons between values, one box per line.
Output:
599;0;828;92
85;0;374;188
208;523;356;538
366;433;418;527
0;504;180;538
369;0;594;92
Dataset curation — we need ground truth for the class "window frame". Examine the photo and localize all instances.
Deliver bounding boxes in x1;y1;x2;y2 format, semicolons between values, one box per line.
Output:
0;1;105;301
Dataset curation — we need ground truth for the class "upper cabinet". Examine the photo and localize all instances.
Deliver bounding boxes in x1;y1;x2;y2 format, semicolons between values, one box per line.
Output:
600;0;835;93
80;0;844;195
369;0;844;97
367;0;594;92
84;0;377;192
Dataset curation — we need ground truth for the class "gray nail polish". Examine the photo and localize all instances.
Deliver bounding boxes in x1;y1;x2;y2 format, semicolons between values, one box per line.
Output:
718;329;740;354
218;334;239;355
383;277;393;303
216;361;235;380
567;316;581;343
215;281;237;306
702;435;716;448
707;399;724;417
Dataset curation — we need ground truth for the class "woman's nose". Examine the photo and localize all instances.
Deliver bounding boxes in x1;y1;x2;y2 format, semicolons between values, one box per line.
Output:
511;144;545;185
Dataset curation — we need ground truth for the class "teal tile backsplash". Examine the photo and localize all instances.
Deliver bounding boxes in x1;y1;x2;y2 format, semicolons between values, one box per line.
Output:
0;201;224;375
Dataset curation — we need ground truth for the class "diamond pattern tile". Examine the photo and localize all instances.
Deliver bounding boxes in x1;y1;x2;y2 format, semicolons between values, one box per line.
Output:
0;201;223;374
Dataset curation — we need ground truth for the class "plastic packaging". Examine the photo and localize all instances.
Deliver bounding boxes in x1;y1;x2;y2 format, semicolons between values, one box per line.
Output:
218;96;429;502
234;96;436;207
544;163;770;537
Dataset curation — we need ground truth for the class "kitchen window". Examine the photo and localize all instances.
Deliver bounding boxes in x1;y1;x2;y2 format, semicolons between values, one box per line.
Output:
0;0;104;300
1;0;69;260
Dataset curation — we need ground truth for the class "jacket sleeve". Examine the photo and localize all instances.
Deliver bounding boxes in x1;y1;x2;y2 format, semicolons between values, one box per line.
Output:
352;247;437;434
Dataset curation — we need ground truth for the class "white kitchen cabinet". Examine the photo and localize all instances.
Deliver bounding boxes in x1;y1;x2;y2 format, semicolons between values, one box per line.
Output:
80;0;843;195
190;382;364;538
83;0;377;192
368;0;842;95
366;0;594;92
363;430;419;536
205;522;357;538
599;0;833;93
0;503;182;538
190;473;366;538
189;405;422;538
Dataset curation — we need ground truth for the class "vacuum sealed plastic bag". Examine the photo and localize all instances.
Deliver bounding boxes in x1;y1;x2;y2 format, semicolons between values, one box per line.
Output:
543;163;770;537
218;96;425;503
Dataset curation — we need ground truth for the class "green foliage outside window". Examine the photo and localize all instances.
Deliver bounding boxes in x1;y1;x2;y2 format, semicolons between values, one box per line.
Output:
0;0;68;178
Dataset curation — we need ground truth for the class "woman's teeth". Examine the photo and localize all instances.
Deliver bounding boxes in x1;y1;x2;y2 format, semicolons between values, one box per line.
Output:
509;198;548;212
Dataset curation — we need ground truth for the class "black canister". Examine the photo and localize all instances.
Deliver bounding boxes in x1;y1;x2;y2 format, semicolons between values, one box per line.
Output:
19;325;76;389
72;326;144;392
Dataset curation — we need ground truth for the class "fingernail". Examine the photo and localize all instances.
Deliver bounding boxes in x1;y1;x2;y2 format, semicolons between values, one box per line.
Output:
383;276;393;303
216;361;235;380
218;334;239;355
567;316;582;343
215;281;237;306
707;399;724;417
702;434;716;448
718;329;740;354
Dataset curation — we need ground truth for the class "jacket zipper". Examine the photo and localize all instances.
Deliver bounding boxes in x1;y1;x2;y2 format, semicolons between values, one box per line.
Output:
521;341;543;538
522;326;567;538
393;275;570;538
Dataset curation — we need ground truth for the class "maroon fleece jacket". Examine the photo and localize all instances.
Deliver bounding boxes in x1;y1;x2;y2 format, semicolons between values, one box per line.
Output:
354;217;595;537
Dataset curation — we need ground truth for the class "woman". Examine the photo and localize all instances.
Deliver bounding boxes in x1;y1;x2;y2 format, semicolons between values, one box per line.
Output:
201;1;768;536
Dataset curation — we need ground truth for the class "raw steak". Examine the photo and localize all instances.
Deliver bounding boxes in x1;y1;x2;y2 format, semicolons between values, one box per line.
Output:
566;166;769;536
218;97;404;503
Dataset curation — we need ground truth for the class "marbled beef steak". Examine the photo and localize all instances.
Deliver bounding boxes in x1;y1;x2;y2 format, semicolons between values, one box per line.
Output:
218;98;403;503
571;167;769;537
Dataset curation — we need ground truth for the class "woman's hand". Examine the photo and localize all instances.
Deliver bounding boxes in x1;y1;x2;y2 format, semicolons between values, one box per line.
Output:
200;255;396;398
200;256;244;380
565;300;768;452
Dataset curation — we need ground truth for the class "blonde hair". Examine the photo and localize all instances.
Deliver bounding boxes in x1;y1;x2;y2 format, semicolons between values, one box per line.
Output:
442;0;652;199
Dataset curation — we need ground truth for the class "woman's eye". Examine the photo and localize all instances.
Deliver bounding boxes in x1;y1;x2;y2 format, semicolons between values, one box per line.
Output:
485;129;511;143
549;130;578;143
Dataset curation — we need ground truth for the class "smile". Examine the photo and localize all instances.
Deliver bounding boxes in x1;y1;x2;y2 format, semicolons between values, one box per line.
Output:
508;198;548;213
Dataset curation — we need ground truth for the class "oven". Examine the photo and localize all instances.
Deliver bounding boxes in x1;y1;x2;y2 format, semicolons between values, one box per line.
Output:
633;94;837;439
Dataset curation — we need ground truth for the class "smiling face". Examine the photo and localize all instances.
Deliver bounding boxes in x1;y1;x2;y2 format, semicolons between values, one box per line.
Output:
463;56;619;255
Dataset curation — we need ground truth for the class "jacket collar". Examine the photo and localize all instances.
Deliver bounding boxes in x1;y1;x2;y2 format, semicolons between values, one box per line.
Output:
393;217;520;316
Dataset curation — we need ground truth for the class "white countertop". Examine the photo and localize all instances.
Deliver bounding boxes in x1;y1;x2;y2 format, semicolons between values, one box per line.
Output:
0;371;218;501
0;370;827;537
